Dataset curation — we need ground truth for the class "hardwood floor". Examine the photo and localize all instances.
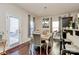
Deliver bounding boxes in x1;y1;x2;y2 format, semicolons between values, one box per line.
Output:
0;40;61;55
6;42;30;55
5;41;51;55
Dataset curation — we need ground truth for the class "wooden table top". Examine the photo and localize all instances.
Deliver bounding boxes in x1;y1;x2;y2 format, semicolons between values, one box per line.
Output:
41;35;51;40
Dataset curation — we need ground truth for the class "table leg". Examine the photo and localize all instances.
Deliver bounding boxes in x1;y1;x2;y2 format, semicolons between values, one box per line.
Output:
46;43;48;55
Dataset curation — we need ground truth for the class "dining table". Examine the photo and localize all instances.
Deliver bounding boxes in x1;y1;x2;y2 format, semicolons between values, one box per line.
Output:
32;32;52;55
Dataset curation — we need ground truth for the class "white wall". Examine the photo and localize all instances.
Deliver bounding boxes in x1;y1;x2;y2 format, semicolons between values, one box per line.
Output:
35;16;41;31
52;11;79;21
0;4;34;50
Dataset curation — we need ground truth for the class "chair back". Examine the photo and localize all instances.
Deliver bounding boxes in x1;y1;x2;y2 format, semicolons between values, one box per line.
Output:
49;33;53;46
33;33;41;45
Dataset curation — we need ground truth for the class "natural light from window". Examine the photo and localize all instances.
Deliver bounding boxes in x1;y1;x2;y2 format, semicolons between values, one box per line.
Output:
52;21;59;32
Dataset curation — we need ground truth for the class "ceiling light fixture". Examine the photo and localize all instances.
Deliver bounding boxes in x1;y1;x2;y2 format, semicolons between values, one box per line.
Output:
44;6;47;9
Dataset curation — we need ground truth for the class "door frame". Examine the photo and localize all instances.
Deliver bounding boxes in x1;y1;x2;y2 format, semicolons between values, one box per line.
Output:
6;16;21;48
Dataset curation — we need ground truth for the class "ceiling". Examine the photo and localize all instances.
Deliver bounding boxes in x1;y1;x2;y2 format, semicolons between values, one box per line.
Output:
16;3;79;16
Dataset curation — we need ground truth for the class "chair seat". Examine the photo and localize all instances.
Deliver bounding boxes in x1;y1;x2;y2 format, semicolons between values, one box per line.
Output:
65;44;79;52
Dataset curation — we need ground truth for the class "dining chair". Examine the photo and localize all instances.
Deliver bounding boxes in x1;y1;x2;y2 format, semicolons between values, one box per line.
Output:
29;33;42;55
50;33;53;46
0;32;6;55
49;33;53;54
43;33;52;55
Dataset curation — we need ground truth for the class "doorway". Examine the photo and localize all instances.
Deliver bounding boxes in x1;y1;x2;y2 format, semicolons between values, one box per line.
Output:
9;16;20;47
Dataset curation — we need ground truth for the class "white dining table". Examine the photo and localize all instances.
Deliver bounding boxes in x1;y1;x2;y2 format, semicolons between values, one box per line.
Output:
41;33;52;40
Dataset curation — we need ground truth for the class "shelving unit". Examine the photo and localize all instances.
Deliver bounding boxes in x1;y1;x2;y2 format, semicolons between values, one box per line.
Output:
60;14;79;55
63;28;79;31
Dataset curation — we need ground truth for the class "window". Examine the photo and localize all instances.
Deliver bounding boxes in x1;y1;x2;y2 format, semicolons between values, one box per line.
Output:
52;21;59;32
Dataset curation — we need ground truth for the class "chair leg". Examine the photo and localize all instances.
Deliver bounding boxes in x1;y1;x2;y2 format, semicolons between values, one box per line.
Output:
40;46;41;55
32;44;34;55
29;44;33;55
2;42;7;55
46;44;48;55
29;44;32;55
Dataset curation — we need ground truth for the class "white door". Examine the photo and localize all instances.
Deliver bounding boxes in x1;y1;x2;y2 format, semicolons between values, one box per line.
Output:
9;16;20;46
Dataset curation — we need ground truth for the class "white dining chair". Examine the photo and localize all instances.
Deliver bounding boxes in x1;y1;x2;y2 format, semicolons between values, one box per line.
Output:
29;33;42;55
49;33;53;55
